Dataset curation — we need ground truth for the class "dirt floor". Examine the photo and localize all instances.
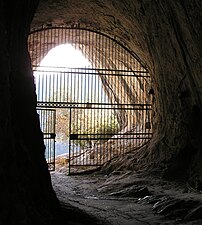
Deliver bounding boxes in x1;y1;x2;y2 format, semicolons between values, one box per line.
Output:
51;171;202;225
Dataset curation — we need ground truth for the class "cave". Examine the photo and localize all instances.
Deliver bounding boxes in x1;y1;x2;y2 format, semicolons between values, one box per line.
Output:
0;1;202;225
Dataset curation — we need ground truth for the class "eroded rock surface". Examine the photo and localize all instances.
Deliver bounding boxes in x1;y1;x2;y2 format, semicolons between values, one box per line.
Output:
51;171;202;225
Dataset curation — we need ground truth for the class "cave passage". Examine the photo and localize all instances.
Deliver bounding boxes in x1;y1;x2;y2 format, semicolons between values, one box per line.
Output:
28;26;153;174
1;1;202;225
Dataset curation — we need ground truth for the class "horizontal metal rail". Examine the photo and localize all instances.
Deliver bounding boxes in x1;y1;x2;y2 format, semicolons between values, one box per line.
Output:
34;67;150;77
70;137;152;140
37;102;152;109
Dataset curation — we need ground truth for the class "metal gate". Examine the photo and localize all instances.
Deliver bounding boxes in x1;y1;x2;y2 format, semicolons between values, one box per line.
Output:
37;108;56;171
29;26;152;173
66;69;152;174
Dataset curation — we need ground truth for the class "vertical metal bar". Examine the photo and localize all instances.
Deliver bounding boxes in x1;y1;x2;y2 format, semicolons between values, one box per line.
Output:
36;71;39;101
49;73;54;102
40;72;43;102
45;72;47;102
61;27;64;45
57;71;60;102
53;109;56;170
52;71;55;102
71;28;73;48
60;71;62;102
64;70;67;102
62;71;65;102
77;106;80;167
69;107;72;175
37;30;40;66
44;72;46;103
43;29;46;62
92;71;95;166
57;71;60;103
50;28;53;55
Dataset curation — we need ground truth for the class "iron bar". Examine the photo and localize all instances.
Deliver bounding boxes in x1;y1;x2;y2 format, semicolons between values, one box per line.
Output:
33;67;149;76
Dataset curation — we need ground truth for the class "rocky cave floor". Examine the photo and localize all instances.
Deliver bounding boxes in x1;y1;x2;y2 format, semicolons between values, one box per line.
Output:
51;170;202;225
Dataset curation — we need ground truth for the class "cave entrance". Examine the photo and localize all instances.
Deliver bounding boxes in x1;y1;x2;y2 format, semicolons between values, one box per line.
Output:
28;26;152;174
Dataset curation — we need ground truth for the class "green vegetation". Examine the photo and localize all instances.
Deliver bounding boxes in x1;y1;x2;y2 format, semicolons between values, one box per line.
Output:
70;112;119;148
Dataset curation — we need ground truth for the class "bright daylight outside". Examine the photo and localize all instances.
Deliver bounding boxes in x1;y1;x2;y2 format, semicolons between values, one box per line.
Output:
34;44;118;162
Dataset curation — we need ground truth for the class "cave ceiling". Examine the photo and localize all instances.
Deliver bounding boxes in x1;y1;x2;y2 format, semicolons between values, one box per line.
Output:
31;0;151;69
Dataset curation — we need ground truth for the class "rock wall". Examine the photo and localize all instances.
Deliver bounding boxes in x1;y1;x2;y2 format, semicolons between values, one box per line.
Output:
0;1;60;225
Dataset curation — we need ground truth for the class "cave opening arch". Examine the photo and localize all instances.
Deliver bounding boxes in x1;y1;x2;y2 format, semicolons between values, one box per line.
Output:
28;26;153;174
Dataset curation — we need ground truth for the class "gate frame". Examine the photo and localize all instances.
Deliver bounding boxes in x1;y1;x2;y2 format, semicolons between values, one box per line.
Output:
29;26;153;173
37;108;56;171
